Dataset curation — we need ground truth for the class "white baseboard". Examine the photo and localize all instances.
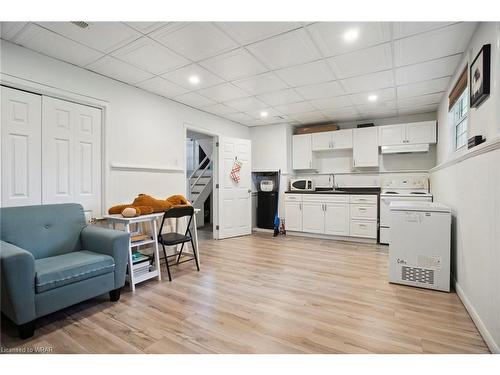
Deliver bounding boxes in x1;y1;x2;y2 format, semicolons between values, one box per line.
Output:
455;280;499;353
285;231;377;244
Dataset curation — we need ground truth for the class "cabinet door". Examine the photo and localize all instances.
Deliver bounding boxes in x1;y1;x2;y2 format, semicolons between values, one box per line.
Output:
378;124;405;146
406;121;436;144
324;203;349;236
353;127;379;167
285;201;303;231
1;87;42;207
292;134;313;169
302;202;325;233
311;131;332;151
332;129;353;149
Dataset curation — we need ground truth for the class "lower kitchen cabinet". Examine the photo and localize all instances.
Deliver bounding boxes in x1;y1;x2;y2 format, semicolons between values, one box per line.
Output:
302;201;325;233
284;201;303;231
324;203;349;236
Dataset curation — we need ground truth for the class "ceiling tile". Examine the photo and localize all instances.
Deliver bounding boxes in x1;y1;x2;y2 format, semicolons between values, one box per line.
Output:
162;63;224;90
197;83;248;102
274;101;316;115
12;23;103;66
245;107;282;120
397;77;449;98
398;92;444;108
290;111;328;124
394;22;476;66
224;112;254;123
175;91;216;108
398;104;439;115
86;55;154;84
359;109;398;119
150;22;238;61
395;54;462;85
327;43;393;79
393;22;456;39
215;22;301;45
357;100;397;113
232;72;288;95
349;88;396;105
309;95;353;111
136;76;189;97
200;48;267;81
0;22;27;40
246;28;321;70
224;96;268;112
38;22;141;53
307;22;391;57
322;106;359;118
111;37;189;75
203;103;238;116
295;81;345;100
275;60;335;87
341;70;394;93
125;22;167;34
256;88;304;106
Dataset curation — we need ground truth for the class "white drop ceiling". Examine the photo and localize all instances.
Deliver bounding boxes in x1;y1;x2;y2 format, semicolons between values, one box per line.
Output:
0;21;477;127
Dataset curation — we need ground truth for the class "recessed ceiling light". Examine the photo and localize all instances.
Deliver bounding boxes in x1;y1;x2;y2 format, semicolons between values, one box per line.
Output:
260;111;269;118
343;28;359;43
368;94;378;102
188;75;200;85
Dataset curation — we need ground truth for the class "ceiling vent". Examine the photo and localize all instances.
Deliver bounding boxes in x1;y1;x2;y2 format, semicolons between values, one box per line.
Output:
71;21;89;29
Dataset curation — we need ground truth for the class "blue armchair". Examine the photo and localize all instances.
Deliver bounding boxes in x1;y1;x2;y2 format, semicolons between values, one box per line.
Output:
0;203;129;338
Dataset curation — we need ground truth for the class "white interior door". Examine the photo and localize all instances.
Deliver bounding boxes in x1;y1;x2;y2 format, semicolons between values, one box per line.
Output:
42;96;102;219
217;136;251;239
1;86;42;207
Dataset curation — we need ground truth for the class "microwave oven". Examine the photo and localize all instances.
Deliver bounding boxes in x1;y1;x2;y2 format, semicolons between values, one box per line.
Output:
290;179;315;191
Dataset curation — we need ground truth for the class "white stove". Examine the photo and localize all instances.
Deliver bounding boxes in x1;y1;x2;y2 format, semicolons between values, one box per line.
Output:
380;176;433;244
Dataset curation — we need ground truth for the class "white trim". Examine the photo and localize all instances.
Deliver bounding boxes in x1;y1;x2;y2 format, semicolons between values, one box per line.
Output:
455;280;499;353
285;230;378;244
430;135;500;173
109;163;183;173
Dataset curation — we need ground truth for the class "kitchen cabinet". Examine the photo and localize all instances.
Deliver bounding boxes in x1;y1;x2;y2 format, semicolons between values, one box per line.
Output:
285;194;303;231
324;202;349;236
292;134;314;170
353;127;379;167
302;201;325;233
312;129;353;151
378;121;436;146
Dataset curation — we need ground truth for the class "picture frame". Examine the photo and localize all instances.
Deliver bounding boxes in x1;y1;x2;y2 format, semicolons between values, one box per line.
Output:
469;44;491;108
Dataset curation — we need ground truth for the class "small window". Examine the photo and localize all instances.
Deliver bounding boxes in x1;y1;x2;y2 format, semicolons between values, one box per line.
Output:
450;89;468;150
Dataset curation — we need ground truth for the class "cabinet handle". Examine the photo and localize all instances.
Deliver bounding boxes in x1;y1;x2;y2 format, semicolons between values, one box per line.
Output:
359;224;367;228
359;208;367;211
299;203;302;210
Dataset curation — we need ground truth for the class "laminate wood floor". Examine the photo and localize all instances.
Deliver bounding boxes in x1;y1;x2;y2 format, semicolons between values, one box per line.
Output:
0;232;489;354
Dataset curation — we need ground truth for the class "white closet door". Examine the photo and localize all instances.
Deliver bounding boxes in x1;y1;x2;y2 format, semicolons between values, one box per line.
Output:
42;96;102;219
1;86;42;207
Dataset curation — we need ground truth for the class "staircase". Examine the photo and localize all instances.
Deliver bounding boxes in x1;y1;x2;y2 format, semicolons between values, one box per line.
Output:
188;152;213;213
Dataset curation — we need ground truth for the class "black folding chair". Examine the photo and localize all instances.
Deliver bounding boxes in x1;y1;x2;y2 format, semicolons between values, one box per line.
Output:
157;205;200;281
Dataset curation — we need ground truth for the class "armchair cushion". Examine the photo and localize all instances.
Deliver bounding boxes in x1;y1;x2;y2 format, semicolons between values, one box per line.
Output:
35;251;115;293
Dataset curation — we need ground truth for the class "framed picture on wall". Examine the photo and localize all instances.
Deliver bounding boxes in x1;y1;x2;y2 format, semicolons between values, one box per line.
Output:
469;44;491;108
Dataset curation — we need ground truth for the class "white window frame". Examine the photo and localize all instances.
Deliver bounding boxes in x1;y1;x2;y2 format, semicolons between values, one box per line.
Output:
450;89;469;151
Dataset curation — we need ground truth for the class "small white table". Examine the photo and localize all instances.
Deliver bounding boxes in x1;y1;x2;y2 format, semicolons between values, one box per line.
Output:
103;208;201;291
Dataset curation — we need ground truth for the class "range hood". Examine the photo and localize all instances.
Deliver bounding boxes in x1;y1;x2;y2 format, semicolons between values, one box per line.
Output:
381;144;430;154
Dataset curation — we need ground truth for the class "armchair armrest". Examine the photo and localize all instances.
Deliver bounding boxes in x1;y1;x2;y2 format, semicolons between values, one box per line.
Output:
80;226;130;289
0;240;36;324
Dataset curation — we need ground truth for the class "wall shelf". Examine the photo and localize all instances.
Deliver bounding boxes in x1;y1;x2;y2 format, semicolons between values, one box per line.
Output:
110;162;184;173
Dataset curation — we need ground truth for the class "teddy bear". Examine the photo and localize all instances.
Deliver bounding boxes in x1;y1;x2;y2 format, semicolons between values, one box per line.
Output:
108;194;190;217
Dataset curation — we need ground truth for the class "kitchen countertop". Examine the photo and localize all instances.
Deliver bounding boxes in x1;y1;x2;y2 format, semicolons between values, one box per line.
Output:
285;188;380;195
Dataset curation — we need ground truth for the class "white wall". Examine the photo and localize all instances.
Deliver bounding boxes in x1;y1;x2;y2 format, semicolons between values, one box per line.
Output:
430;22;500;353
0;41;250;211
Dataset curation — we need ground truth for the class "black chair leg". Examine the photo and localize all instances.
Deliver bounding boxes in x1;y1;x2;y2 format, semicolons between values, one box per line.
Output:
109;288;121;302
18;320;35;339
161;242;172;281
176;242;186;264
191;238;200;271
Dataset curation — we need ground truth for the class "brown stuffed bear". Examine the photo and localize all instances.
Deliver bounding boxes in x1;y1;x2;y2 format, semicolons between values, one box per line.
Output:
108;194;190;217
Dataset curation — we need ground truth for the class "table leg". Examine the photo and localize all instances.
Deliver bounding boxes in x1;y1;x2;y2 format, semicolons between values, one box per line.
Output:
192;212;201;268
125;223;135;292
151;219;162;281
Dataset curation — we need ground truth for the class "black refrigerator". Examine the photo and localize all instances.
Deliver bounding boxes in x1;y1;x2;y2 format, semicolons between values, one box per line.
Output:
257;191;278;229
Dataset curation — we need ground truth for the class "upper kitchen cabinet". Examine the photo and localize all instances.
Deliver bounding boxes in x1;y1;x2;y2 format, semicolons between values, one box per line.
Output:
292;133;315;170
353;127;379;167
378;121;436;146
312;129;353;151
